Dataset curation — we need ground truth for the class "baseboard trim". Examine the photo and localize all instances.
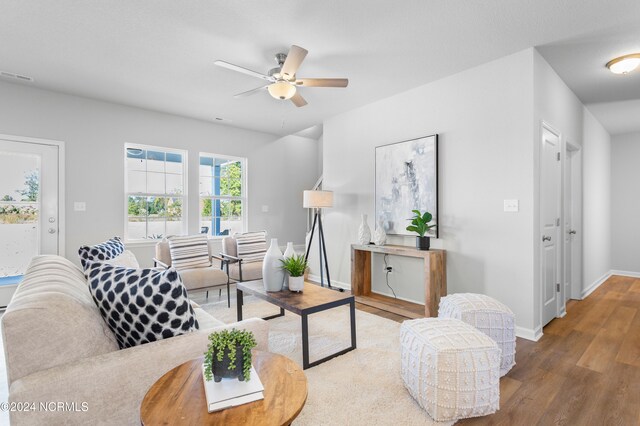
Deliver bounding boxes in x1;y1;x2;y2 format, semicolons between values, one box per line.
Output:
515;326;543;342
307;274;351;291
581;271;612;299
610;270;640;278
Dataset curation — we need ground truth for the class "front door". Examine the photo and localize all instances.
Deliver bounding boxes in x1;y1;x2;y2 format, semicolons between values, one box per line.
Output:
0;137;60;285
541;126;561;326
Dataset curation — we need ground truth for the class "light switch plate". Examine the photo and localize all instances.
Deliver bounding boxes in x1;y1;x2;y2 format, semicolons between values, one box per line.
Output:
504;199;519;212
261;205;269;213
74;202;86;212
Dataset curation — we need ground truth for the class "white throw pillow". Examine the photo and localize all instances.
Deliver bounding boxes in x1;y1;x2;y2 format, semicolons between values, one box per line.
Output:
103;250;140;269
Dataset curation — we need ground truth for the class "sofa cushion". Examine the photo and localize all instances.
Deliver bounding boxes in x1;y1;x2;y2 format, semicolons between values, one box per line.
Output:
193;307;225;329
235;231;267;263
1;255;120;385
85;263;199;349
167;234;211;270
78;236;125;270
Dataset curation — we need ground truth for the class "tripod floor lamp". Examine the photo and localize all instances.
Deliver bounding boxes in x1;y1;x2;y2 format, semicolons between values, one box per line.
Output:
303;190;339;290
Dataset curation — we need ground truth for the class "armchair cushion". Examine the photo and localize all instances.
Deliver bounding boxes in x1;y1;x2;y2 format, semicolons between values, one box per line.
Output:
222;235;238;258
155;238;173;267
167;234;211;270
84;262;199;349
178;267;228;292
78;236;124;270
229;261;263;282
235;231;267;263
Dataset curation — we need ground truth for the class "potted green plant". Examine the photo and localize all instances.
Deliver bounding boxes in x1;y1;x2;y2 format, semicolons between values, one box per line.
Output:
280;254;308;292
406;210;436;250
203;328;257;383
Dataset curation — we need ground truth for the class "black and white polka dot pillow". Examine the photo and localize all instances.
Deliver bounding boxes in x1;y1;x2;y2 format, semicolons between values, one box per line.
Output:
84;262;199;349
78;237;125;270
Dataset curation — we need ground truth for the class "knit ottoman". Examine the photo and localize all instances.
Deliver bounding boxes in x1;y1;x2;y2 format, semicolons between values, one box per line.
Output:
439;293;516;376
400;318;501;422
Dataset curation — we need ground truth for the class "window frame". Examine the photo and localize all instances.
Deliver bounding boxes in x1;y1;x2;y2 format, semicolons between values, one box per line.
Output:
124;143;188;243
199;152;248;239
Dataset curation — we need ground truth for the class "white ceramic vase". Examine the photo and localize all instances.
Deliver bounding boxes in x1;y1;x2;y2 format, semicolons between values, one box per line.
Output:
289;275;305;292
373;220;387;245
262;238;285;292
358;214;372;245
282;242;296;290
284;242;295;259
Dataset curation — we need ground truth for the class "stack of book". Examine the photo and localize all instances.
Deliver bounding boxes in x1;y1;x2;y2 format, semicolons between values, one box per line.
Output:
201;365;265;413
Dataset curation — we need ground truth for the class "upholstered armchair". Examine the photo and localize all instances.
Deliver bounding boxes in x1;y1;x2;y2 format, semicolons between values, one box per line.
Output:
219;231;267;282
154;237;231;307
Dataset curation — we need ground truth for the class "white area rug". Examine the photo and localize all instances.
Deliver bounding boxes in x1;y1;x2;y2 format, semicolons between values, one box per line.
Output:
199;295;452;426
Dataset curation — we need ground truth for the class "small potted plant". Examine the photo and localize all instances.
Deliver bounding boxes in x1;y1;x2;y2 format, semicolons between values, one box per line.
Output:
203;328;257;383
406;210;436;250
280;254;308;292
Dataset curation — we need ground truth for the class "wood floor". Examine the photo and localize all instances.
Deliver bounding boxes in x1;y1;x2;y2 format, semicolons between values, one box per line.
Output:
358;275;640;425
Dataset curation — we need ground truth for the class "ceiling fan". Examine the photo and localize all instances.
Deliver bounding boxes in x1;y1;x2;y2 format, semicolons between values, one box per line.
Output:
214;45;348;107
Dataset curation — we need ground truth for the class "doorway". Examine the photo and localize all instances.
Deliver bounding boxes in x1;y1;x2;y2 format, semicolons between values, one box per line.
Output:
540;124;561;327
0;135;64;306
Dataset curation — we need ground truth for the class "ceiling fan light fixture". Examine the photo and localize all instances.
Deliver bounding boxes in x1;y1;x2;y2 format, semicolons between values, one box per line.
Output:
267;81;296;100
606;53;640;74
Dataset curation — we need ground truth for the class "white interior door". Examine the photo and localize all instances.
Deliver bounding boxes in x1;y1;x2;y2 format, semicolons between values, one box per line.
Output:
564;148;573;302
565;144;582;300
0;138;59;280
541;126;561;326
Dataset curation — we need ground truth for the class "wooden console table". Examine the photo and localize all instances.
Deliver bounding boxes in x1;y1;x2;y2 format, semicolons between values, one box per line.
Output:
351;244;446;318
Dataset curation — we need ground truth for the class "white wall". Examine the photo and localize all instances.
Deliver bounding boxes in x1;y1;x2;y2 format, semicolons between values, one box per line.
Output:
581;108;611;291
0;81;318;266
533;50;612;321
611;132;640;274
533;49;585;323
321;49;538;334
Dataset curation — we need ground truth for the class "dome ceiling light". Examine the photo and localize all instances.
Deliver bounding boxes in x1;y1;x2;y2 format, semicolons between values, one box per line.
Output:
606;53;640;75
267;81;297;100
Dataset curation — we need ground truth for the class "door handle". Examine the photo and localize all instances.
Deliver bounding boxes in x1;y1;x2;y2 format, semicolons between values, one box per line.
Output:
542;235;551;242
568;230;577;235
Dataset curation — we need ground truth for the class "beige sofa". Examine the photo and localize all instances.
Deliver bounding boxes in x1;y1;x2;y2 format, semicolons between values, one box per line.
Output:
1;255;269;425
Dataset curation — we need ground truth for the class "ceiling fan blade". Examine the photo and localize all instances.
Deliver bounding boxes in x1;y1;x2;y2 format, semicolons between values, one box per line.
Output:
290;92;308;107
214;60;274;82
280;45;308;79
295;78;349;88
233;85;268;98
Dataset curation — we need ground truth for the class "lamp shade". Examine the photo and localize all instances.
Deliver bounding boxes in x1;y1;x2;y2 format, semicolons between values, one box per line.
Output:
303;190;333;208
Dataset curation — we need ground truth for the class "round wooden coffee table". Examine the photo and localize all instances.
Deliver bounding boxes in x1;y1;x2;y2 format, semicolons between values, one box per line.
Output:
140;350;307;425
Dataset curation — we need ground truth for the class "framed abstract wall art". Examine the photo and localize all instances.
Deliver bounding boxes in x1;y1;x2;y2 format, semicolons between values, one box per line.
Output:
375;134;438;238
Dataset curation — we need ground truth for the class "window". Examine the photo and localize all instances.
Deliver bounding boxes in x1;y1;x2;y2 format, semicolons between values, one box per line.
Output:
199;153;246;237
125;144;187;240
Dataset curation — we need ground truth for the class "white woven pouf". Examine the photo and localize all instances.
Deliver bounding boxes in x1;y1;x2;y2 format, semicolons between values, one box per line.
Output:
400;318;500;422
439;293;516;376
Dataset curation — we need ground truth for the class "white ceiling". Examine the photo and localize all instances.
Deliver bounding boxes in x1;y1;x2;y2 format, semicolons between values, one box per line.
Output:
1;1;639;137
537;23;640;135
